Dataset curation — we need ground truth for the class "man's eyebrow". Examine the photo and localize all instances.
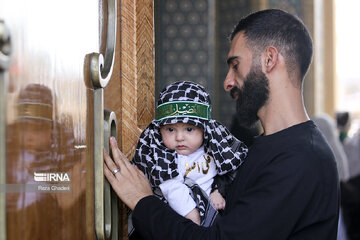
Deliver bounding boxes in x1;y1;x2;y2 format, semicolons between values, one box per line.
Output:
226;56;238;66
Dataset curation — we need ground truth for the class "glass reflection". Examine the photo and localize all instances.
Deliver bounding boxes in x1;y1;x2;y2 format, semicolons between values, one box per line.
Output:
7;84;55;207
6;84;58;239
1;0;99;237
6;84;86;239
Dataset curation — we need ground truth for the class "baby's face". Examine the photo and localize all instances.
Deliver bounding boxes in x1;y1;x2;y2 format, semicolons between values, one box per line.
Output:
160;122;204;156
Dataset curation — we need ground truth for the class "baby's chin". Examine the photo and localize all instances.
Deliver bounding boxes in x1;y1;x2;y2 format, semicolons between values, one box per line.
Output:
175;149;195;156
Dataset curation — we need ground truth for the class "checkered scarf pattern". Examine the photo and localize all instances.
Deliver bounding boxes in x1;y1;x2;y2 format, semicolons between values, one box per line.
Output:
128;81;248;231
131;81;248;187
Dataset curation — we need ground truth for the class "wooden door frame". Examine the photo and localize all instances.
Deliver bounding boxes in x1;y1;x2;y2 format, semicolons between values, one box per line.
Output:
104;0;155;238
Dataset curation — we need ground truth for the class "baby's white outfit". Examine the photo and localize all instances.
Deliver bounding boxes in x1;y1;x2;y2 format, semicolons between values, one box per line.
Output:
159;146;217;216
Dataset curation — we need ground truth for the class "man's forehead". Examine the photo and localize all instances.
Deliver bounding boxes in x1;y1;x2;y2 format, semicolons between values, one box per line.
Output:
227;32;250;61
229;32;246;53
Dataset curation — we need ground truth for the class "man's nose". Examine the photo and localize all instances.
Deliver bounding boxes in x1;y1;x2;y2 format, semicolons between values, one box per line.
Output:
224;71;235;92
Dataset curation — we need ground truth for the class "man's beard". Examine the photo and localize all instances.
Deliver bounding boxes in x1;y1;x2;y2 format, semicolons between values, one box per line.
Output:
230;66;269;128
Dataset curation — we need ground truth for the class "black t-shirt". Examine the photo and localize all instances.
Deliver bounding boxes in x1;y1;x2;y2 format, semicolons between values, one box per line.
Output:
132;121;340;240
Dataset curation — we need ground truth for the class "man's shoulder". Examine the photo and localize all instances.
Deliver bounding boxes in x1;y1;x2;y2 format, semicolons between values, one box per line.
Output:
276;120;333;162
251;122;335;174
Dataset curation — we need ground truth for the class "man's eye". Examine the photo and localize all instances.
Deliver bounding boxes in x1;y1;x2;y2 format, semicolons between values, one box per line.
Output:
186;127;193;132
233;64;238;70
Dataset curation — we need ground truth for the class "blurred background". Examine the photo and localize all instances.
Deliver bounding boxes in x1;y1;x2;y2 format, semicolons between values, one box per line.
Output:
154;0;360;135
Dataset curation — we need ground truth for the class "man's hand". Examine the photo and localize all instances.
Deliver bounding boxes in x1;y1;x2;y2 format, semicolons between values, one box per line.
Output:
104;137;153;210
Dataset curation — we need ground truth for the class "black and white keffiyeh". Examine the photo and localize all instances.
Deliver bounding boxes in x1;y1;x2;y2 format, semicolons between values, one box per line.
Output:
129;81;247;232
132;81;248;187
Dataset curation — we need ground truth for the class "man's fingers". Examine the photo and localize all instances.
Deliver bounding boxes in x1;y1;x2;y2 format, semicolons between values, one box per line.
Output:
108;137;129;174
103;142;153;210
103;158;119;187
109;137;132;171
109;137;122;164
104;147;119;173
106;137;138;181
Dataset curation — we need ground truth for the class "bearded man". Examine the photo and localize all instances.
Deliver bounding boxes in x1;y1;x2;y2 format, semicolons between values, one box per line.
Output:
104;9;340;240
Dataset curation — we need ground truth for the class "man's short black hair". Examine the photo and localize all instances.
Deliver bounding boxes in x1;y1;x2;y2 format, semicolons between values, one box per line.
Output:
230;9;313;82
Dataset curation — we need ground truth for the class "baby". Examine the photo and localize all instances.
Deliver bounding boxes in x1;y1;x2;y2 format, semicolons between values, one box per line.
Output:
131;81;248;228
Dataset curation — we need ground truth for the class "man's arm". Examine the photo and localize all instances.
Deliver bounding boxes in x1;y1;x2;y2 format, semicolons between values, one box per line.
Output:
131;152;333;239
133;195;207;239
104;137;335;240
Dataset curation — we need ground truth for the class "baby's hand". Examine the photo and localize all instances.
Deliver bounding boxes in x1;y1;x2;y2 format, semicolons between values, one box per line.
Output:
210;189;226;210
185;208;201;225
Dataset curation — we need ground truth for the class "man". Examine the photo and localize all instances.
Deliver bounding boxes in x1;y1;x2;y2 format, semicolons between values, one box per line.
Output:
104;9;339;239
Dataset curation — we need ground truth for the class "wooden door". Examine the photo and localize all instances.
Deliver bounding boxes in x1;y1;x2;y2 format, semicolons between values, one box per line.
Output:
104;0;155;238
0;0;154;239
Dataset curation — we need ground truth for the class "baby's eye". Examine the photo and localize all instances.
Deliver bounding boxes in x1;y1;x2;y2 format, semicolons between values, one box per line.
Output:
167;127;174;132
186;127;194;132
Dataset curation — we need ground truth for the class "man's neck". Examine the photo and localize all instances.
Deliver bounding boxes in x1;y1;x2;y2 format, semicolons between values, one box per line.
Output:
258;90;309;136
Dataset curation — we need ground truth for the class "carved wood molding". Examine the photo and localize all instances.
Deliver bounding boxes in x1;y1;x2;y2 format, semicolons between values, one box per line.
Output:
119;0;155;157
136;0;155;130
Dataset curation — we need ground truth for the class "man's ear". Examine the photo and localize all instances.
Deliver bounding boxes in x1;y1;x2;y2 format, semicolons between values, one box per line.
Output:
263;46;278;73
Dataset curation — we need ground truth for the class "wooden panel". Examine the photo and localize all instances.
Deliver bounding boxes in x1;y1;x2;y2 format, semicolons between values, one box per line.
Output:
119;0;141;158
107;0;155;156
1;0;99;239
104;0;155;239
1;0;148;238
136;0;155;130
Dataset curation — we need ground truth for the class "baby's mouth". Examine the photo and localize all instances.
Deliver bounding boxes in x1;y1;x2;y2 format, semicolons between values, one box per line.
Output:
176;145;187;150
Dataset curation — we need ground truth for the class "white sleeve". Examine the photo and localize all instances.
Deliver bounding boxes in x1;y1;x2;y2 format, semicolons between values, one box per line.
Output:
159;175;196;217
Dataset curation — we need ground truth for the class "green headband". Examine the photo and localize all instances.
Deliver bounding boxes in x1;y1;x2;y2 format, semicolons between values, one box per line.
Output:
155;101;211;121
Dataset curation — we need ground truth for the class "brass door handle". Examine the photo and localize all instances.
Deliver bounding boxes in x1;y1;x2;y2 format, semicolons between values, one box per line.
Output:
95;110;119;240
104;110;119;239
90;0;116;89
0;19;12;240
90;0;118;238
